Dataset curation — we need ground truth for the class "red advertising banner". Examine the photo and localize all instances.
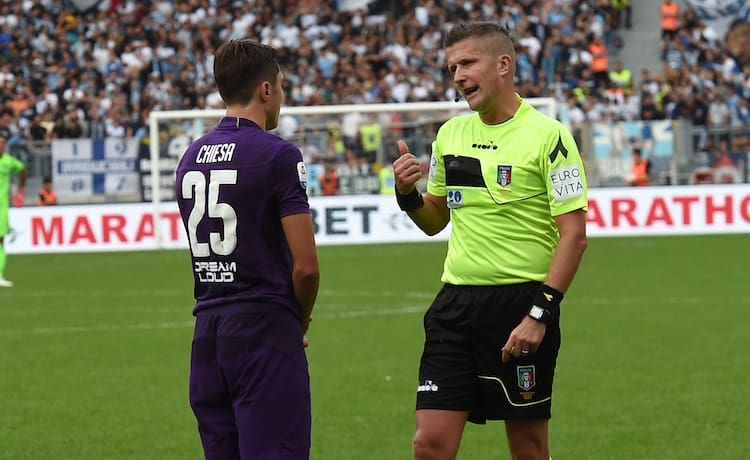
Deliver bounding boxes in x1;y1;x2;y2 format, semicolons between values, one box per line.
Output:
6;185;750;254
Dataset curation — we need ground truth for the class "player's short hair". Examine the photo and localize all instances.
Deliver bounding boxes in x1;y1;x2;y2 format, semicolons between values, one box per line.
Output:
444;22;516;59
213;39;280;106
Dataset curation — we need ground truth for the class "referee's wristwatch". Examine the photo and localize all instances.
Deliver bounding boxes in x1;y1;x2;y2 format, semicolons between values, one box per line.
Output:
528;305;553;324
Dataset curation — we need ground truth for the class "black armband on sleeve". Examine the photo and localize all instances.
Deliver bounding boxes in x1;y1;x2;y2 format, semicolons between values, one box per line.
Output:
527;284;564;324
395;186;424;212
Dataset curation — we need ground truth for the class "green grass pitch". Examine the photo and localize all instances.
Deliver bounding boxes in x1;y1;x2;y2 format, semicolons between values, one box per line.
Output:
0;234;748;459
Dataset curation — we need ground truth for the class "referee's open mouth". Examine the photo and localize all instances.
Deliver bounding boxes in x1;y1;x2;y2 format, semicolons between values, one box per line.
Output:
463;86;479;98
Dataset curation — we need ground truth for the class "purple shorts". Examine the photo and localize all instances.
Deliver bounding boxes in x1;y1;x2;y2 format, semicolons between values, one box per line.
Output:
189;307;310;460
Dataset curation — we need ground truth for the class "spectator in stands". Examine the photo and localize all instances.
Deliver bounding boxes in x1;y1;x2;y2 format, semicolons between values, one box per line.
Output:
589;35;610;91
559;94;587;134
86;110;107;139
38;176;57;206
378;163;395;195
604;80;627;115
326;122;346;163
612;0;632;30
694;136;715;168
2;0;747;191
640;92;663;121
7;89;32;118
105;110;128;138
320;160;339;195
707;91;731;139
626;147;651;186
730;95;750;127
663;36;686;71
298;135;320;164
660;0;680;44
0;113;12;140
713;139;743;183
27;115;49;141
306;159;324;197
52;108;85;139
609;60;633;95
358;115;382;163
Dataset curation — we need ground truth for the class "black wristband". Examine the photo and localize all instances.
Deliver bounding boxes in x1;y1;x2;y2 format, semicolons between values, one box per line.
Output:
528;283;564;324
395;186;424;212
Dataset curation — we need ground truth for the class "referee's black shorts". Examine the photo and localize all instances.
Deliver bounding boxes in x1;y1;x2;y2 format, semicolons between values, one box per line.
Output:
415;282;561;424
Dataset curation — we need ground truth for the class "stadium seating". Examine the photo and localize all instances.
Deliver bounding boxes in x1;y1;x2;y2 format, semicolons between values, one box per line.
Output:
1;0;748;193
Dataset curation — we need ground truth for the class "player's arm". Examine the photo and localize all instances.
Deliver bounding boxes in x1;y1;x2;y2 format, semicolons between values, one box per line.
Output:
18;166;27;188
501;209;587;363
502;125;588;362
543;125;588;292
281;213;320;334
393;140;449;235
544;209;588;293
403;192;449;236
529;125;589;335
12;165;27;207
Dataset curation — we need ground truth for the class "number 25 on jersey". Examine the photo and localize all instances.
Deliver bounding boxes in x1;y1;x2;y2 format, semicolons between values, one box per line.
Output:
181;170;238;257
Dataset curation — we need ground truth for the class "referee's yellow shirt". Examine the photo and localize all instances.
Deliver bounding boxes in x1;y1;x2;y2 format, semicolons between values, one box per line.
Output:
427;96;588;285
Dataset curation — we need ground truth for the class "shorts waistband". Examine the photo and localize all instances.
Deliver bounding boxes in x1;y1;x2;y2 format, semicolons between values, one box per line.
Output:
443;281;541;291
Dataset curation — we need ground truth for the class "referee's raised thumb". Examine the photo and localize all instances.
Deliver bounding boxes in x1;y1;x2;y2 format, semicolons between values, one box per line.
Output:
397;139;410;156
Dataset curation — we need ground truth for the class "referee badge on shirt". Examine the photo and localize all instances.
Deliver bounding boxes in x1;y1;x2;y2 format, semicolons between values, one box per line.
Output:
497;165;512;187
517;365;536;391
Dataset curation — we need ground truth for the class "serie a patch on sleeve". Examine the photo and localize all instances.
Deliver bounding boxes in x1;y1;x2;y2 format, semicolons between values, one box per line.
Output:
550;165;584;201
297;161;308;190
428;153;438;183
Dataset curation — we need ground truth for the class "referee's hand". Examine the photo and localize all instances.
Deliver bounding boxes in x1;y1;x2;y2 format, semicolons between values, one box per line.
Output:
501;317;546;363
302;316;312;348
393;139;421;195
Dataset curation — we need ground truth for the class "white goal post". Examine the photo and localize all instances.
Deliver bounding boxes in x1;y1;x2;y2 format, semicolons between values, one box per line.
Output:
147;98;557;246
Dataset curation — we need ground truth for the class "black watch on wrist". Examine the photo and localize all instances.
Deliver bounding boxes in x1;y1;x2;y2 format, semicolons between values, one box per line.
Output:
528;305;553;324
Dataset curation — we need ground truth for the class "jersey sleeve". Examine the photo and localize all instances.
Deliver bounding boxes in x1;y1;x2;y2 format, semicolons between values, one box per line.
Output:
540;123;588;216
272;143;311;218
426;132;446;197
9;155;24;172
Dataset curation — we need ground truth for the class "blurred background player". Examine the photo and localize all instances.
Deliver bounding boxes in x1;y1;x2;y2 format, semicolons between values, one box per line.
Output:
175;39;319;460
38;176;57;206
0;134;27;287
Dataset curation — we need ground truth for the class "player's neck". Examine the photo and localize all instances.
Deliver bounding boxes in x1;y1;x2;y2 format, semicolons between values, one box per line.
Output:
479;93;520;125
225;105;266;131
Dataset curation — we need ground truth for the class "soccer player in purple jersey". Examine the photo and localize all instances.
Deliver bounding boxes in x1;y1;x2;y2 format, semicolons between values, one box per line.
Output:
175;39;320;460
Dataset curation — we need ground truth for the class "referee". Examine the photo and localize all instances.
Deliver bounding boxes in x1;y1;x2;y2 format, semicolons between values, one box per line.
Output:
393;22;588;460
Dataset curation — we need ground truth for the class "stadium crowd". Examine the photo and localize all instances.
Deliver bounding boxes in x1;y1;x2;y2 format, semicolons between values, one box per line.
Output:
0;0;632;142
0;0;748;191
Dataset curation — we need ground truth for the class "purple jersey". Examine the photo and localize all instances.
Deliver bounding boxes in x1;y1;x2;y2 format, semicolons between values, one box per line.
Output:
176;117;310;318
